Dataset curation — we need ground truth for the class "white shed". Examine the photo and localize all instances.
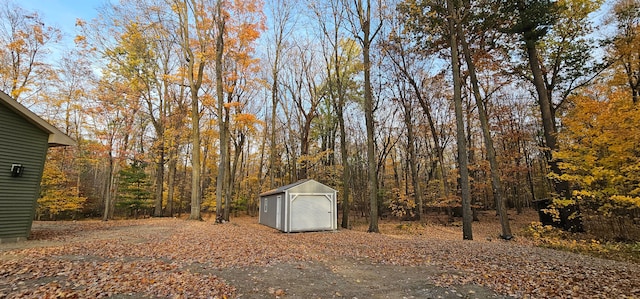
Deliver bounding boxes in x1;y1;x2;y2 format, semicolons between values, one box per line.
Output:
258;179;337;232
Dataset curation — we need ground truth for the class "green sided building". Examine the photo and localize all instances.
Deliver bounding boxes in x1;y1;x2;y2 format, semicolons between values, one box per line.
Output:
0;90;75;243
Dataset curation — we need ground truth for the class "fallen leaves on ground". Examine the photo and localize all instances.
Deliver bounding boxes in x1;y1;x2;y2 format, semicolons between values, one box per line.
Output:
1;212;639;298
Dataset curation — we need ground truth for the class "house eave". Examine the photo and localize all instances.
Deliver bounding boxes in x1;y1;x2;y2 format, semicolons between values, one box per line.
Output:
0;90;76;147
48;134;76;147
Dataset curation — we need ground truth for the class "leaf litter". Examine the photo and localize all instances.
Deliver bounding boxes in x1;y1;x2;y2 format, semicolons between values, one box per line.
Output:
0;212;638;298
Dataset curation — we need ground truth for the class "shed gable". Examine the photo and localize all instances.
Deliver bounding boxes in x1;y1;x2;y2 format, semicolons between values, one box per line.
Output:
287;180;337;194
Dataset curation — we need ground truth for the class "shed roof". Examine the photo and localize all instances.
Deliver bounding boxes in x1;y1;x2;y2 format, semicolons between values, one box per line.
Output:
259;179;336;197
0;90;75;147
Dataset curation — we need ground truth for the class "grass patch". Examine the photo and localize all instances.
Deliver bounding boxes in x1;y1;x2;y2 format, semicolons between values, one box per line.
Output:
522;222;640;263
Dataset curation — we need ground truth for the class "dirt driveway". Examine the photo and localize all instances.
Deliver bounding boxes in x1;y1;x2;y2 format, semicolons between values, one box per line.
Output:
217;258;508;298
1;215;638;298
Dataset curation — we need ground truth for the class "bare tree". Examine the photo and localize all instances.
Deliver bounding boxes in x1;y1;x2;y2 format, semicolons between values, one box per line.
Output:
343;0;383;233
313;0;360;228
266;0;296;188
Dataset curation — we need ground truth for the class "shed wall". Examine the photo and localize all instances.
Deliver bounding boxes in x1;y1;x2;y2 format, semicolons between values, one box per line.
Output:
259;193;281;229
0;102;49;242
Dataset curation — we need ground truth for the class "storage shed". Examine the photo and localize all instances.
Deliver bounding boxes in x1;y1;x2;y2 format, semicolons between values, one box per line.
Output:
259;179;337;232
0;90;75;243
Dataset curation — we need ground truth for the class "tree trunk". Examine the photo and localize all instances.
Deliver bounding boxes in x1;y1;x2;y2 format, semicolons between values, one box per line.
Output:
165;148;176;217
524;37;584;232
189;93;202;220
314;0;351;229
103;152;115;221
225;131;243;221
298;116;312;180
215;1;228;223
224;139;232;221
412;75;449;200
524;39;568;196
338;110;351;229
349;0;379;233
154;145;164;217
403;99;422;220
458;24;512;239
447;0;472;240
257;105;268;214
363;28;378;233
269;51;280;188
177;0;205;221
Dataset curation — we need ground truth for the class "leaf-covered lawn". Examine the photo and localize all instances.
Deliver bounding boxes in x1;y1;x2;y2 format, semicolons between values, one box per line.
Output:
1;212;639;298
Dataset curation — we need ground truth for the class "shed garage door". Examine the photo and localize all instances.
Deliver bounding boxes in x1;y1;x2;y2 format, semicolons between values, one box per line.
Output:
290;195;332;232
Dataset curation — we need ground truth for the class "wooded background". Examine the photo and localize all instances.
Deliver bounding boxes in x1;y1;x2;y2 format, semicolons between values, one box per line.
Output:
1;0;638;241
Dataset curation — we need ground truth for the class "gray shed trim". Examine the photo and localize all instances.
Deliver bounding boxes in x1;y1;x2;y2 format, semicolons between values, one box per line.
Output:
0;91;75;243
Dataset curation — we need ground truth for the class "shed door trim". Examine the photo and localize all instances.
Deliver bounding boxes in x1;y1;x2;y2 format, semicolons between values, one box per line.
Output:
276;195;282;229
284;191;289;232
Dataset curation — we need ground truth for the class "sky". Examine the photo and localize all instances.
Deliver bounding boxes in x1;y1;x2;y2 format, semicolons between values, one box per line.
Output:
18;0;103;40
18;0;617;39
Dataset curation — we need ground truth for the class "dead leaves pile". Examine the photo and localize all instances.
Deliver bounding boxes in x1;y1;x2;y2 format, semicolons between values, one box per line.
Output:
1;217;639;298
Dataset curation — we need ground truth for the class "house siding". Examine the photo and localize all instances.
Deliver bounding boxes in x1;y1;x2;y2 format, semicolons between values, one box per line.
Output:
0;101;49;242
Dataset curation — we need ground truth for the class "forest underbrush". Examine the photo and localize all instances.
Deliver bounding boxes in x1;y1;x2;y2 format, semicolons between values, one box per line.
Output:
349;208;640;264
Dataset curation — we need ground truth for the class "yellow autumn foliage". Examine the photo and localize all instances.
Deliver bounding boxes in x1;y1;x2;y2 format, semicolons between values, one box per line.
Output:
387;188;416;218
38;159;86;220
557;86;640;218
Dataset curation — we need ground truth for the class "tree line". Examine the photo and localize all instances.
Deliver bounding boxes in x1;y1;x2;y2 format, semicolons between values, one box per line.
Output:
1;0;638;241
